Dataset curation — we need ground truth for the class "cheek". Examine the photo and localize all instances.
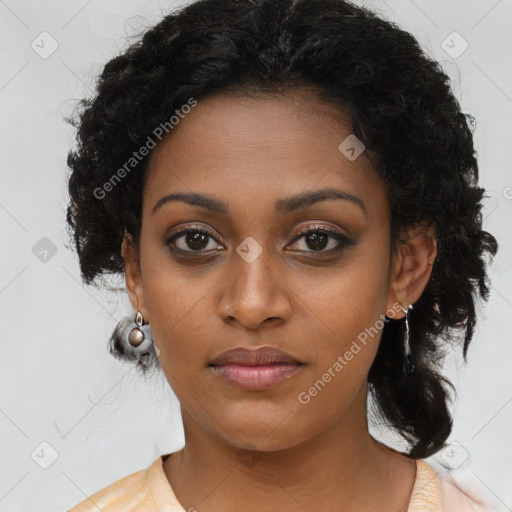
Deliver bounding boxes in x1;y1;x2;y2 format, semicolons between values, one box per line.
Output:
288;244;390;346
290;239;390;396
142;276;209;357
301;295;383;415
139;250;221;377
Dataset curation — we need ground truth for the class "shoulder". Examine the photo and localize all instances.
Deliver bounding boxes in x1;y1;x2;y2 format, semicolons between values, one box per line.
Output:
67;454;184;512
67;460;155;512
438;472;490;511
425;460;508;512
408;459;505;512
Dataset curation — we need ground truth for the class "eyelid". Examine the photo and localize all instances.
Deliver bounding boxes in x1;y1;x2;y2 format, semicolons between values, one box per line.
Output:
290;224;346;241
166;223;224;243
286;225;352;252
165;223;345;242
164;222;351;254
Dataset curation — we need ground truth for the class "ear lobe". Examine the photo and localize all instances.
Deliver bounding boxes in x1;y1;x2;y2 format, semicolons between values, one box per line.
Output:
121;234;145;315
387;223;437;317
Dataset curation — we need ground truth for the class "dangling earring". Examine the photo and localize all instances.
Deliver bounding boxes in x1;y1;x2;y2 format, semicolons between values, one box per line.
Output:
127;311;158;366
400;304;414;375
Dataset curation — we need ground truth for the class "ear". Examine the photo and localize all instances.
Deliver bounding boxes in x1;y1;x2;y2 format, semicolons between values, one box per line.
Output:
385;222;437;318
121;233;148;319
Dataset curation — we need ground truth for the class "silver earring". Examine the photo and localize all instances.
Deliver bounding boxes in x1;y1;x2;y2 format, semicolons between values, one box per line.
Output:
400;304;414;375
126;311;158;366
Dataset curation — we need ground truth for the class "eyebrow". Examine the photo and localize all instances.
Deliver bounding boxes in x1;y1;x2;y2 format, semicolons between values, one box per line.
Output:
151;187;367;217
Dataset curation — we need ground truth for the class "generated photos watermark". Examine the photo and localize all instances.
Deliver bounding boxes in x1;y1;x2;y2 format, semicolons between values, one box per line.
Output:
93;97;198;200
297;301;403;405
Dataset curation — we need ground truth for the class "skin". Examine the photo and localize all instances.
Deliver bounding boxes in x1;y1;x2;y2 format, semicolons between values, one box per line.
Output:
121;89;437;512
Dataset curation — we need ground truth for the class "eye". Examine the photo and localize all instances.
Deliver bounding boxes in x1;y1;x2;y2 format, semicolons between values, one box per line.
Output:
164;225;224;253
287;225;353;253
164;224;354;256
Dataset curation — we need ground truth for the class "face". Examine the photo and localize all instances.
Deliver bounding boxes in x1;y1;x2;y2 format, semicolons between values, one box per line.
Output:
122;89;431;452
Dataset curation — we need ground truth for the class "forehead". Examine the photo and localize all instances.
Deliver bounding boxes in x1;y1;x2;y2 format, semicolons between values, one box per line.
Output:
143;90;389;224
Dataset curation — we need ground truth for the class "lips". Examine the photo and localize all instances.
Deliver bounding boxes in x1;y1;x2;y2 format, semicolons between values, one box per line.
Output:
209;346;302;366
209;346;304;391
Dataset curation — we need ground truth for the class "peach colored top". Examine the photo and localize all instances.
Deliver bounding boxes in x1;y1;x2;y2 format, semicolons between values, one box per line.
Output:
67;453;497;511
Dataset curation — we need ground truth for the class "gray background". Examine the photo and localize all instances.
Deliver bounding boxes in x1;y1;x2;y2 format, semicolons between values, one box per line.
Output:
1;0;511;510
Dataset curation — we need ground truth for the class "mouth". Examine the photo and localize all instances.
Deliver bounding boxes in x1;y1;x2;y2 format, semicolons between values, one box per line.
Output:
209;346;304;391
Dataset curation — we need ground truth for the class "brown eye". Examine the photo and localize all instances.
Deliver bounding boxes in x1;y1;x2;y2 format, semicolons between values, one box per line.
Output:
288;226;353;253
181;231;210;251
303;231;330;251
165;227;224;253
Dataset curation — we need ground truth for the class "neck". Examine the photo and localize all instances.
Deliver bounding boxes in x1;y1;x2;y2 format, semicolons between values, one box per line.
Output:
163;389;416;512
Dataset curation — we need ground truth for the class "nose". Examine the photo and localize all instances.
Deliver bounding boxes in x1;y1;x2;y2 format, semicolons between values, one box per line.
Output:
218;251;292;331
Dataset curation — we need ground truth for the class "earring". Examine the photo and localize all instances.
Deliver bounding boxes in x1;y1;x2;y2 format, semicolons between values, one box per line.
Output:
126;311;158;366
400;304;414;375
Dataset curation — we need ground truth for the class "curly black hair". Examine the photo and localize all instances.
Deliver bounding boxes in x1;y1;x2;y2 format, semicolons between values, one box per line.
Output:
65;0;498;459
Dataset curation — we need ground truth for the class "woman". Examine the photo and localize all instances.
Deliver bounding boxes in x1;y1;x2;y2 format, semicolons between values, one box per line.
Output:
65;0;500;510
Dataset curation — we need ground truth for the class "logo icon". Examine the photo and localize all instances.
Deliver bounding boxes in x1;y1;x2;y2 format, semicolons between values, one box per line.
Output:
31;441;59;469
31;32;59;59
338;134;365;161
236;237;263;264
441;32;469;59
32;237;58;263
440;441;469;469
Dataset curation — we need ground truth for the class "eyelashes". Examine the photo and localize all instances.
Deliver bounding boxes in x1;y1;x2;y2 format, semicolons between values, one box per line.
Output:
289;225;352;253
163;224;355;256
165;226;223;253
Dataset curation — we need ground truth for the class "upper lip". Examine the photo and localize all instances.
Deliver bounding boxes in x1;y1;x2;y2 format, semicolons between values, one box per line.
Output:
209;346;302;366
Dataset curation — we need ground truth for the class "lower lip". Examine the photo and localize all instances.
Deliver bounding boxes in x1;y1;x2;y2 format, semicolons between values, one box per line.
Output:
210;363;303;391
